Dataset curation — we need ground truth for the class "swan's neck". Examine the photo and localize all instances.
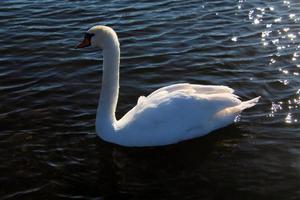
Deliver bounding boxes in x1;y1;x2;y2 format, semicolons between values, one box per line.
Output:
96;43;120;140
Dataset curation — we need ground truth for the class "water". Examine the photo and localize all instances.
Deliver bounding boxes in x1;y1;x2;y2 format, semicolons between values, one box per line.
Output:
1;0;299;199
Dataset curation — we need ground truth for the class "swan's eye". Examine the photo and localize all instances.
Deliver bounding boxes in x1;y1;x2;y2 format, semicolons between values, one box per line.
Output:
85;33;95;39
76;33;95;48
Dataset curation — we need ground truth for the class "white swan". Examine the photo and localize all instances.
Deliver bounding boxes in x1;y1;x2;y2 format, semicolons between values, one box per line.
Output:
76;25;260;147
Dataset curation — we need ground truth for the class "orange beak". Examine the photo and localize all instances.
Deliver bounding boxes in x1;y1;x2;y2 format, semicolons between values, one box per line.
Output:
76;38;91;48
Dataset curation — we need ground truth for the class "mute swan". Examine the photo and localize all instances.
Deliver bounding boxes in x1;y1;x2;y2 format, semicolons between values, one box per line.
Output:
76;25;260;147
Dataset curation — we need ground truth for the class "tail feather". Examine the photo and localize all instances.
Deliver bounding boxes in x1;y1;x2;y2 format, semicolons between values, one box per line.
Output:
211;96;260;130
214;96;260;119
238;96;260;110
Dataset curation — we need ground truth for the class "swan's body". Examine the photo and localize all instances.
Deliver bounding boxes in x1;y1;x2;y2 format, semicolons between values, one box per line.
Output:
77;25;260;147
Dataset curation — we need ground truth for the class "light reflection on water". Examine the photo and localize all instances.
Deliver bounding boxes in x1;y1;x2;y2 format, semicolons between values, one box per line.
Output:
245;0;300;125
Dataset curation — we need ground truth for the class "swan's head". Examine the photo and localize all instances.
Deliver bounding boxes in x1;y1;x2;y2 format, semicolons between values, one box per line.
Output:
76;25;119;49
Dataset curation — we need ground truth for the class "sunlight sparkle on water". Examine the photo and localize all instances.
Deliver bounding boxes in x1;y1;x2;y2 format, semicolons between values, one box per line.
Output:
278;79;289;85
272;39;279;44
238;0;244;10
292;52;299;61
248;10;254;20
288;33;296;40
268;102;282;117
254;18;260;24
274;17;282;23
283;0;291;7
261;30;271;38
285;113;297;123
289;14;296;19
272;102;282;112
277;45;286;51
279;68;289;74
269;58;276;65
231;37;238;42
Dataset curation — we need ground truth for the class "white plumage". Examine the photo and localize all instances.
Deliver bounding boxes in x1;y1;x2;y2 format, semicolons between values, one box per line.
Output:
77;25;260;147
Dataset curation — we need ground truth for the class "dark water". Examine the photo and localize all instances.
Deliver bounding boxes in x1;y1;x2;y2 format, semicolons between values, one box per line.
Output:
1;0;300;199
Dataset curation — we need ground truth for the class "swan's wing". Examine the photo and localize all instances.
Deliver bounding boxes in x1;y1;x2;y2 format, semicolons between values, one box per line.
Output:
136;83;234;105
147;83;234;99
136;83;237;113
138;90;241;114
118;86;241;130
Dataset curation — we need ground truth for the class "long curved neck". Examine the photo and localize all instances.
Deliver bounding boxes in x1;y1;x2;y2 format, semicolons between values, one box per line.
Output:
96;42;120;136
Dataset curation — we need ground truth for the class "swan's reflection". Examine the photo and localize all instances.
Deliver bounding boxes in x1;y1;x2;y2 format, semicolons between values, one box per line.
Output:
97;126;249;200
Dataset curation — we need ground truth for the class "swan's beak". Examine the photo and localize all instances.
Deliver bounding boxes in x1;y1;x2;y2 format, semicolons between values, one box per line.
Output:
76;38;91;48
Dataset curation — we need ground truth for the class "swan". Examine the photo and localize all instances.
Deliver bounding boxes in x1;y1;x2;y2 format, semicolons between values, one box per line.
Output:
76;25;260;147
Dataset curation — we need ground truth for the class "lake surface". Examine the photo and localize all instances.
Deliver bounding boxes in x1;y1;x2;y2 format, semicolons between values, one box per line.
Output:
1;0;300;199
